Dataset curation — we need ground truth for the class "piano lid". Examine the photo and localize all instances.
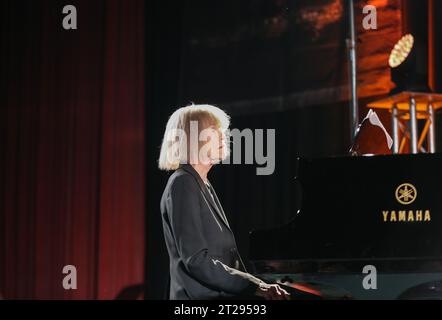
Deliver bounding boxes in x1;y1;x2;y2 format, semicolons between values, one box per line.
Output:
249;153;442;263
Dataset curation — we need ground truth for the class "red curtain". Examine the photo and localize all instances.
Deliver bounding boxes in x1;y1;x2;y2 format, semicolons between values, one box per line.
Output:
0;0;145;299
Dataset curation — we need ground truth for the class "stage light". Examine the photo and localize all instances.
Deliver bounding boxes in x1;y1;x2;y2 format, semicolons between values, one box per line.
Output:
388;34;430;94
388;34;414;68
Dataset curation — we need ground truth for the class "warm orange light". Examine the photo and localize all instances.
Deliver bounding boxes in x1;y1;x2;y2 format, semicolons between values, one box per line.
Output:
388;34;414;68
291;283;322;297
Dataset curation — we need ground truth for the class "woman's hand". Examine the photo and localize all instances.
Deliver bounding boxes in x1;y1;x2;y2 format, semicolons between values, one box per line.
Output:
255;282;291;300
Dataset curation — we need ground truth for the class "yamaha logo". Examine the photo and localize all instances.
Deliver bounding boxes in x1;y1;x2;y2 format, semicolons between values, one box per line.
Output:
382;183;430;223
395;183;417;205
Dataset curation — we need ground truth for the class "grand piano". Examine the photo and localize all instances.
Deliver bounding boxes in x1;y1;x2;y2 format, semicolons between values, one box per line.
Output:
249;153;442;299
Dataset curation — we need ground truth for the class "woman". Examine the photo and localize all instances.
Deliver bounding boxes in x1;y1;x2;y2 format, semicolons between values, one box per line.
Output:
158;104;290;300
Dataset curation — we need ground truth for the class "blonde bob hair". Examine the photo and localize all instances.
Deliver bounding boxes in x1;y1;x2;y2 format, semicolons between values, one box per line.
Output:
158;104;230;171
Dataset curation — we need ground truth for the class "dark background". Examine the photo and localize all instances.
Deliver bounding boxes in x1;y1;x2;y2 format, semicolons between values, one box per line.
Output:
0;0;145;299
2;0;442;299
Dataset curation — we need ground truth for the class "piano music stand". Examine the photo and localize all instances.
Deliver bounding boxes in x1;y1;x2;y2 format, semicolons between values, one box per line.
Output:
367;91;442;154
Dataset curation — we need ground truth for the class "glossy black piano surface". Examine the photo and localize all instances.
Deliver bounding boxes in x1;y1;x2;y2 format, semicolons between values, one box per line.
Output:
249;153;442;299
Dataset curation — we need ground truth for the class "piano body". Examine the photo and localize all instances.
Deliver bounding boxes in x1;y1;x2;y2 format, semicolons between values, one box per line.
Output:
249;153;442;299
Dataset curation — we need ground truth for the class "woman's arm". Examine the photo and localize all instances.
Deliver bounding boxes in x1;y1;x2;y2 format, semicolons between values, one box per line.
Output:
167;174;259;296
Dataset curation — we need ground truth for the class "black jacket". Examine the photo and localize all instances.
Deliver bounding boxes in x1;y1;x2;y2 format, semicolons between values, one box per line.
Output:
160;164;260;300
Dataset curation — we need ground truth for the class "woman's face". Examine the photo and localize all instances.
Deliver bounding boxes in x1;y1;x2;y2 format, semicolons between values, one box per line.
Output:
199;125;226;165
